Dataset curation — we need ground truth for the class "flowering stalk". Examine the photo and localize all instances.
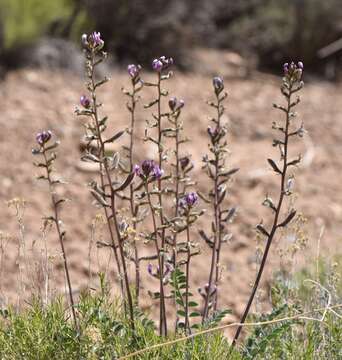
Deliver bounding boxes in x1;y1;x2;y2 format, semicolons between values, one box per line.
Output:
77;33;135;331
180;192;199;334
134;159;167;334
231;61;304;346
143;56;173;335
32;131;78;329
166;97;186;269
201;77;235;321
124;64;143;303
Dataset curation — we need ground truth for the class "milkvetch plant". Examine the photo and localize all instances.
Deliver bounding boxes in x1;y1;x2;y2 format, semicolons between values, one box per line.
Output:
26;32;307;347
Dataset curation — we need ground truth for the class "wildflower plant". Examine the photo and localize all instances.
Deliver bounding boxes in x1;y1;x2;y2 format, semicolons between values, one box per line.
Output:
22;30;314;355
76;32;135;331
32;131;78;329
199;76;237;322
232;61;305;346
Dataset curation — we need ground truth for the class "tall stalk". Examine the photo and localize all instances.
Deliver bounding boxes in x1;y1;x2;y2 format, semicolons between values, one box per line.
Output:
33;132;78;330
231;61;304;347
77;32;135;331
125;64;143;304
201;77;234;322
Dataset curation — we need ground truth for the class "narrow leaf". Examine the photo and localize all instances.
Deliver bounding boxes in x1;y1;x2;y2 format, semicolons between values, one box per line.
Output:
256;224;270;237
104;130;126;143
267;159;282;174
113;172;135;192
278;210;296;228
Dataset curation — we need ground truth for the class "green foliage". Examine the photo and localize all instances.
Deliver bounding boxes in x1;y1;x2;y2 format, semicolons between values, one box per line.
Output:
241;257;342;359
170;268;201;330
0;0;84;49
0;292;238;359
0;261;341;359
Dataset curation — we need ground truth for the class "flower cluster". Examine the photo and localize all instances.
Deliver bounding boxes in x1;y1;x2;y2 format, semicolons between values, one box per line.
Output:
127;64;142;83
82;31;104;50
134;160;163;180
168;97;185;112
207;125;226;144
283;61;304;82
152;56;174;72
179;192;198;209
36;130;52;146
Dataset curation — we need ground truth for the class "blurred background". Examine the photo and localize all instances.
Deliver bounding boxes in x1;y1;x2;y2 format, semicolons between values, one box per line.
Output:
1;0;342;78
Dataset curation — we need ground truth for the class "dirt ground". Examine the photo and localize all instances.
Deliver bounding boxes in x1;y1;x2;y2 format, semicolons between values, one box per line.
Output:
0;53;341;331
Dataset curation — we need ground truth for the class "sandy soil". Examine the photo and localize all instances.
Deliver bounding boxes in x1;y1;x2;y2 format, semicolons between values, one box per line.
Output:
0;58;341;330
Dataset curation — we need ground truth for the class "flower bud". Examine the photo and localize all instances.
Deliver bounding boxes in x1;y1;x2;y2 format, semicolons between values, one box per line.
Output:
127;64;141;79
152;58;163;72
168;97;185;112
213;76;224;94
179;156;190;170
180;192;198;209
80;95;91;108
81;34;88;47
36;130;52;146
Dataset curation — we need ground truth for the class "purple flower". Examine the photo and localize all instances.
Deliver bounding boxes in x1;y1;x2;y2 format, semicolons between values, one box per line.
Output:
80;95;91;108
127;64;141;79
168;97;185;112
152;165;163;179
152;56;174;72
141;160;155;176
179;156;190;170
89;31;104;48
283;61;304;81
134;160;163;180
152;59;163;72
180;192;198;209
147;263;153;276
36;130;52;146
213;76;224;94
207;126;220;138
133;164;141;175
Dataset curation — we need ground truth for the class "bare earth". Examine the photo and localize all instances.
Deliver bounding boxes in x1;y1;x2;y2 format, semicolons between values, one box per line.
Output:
0;58;341;332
